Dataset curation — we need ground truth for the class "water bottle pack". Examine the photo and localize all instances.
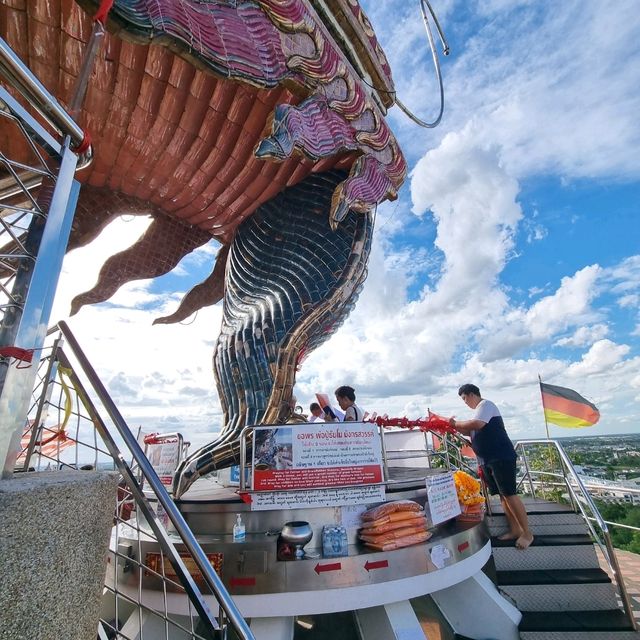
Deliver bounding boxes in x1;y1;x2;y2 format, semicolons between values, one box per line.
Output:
322;525;348;558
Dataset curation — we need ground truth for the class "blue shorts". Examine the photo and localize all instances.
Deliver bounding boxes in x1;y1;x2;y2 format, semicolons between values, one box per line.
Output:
481;458;517;497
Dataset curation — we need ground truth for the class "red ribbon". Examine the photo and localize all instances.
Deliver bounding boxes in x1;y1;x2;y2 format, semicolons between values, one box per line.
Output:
73;130;92;154
93;0;115;24
366;411;456;434
0;346;34;363
37;430;68;446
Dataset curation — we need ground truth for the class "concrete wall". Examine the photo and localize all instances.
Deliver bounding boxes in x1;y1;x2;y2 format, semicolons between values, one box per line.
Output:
0;471;118;640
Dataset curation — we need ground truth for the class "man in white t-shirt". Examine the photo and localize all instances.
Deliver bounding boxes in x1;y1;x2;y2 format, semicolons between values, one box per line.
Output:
450;383;533;550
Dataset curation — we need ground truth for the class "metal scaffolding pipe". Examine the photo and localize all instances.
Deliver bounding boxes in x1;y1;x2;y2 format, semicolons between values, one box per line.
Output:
0;37;85;148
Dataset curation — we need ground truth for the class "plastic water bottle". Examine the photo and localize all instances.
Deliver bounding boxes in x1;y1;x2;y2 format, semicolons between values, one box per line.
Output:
233;514;245;542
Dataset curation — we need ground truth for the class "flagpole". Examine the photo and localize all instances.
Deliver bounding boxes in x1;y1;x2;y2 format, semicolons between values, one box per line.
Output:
538;374;550;439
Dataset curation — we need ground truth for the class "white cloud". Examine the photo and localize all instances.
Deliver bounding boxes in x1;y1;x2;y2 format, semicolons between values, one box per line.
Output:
555;324;609;348
478;266;603;362
411;132;522;293
51;217;224;442
566;340;631;377
366;0;640;181
525;223;547;244
618;294;639;309
527;285;546;298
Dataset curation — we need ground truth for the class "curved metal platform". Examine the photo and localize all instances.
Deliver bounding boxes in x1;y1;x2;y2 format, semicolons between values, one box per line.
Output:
111;471;490;620
109;525;489;619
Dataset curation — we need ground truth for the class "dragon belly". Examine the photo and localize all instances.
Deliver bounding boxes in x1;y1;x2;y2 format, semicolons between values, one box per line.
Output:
173;170;372;495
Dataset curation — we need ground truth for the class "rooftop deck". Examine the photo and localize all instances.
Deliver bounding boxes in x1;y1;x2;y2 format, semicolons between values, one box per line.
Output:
599;548;640;626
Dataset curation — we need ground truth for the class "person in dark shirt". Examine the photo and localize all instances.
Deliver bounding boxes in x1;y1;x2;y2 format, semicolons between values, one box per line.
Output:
450;383;533;550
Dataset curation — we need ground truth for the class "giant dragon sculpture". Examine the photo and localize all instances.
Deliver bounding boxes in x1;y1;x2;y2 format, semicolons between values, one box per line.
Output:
0;0;409;496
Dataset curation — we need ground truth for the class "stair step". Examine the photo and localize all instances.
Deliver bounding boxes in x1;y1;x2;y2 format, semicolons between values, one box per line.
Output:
491;533;593;547
501;583;619;612
489;523;589;536
487;497;638;636
489;498;576;515
520;632;640;639
519;609;634;632
487;512;589;536
492;545;600;571
487;512;586;527
496;567;611;585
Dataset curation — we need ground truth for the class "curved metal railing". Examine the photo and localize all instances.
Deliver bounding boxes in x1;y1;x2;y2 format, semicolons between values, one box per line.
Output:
515;438;637;631
55;321;254;639
18;321;255;639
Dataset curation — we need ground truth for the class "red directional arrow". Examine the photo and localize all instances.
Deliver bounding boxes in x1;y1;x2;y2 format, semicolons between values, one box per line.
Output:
364;559;389;572
230;576;256;587
457;541;470;553
314;562;342;575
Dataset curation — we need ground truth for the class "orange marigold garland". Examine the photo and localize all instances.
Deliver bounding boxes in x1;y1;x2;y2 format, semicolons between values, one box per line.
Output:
453;470;485;521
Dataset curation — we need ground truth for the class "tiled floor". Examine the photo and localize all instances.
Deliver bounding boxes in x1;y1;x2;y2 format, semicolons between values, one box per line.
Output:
599;548;640;624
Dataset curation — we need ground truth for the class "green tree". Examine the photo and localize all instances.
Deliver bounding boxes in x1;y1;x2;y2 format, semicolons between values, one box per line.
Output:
625;532;640;554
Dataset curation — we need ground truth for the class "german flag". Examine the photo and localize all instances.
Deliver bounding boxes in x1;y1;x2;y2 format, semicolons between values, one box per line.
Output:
540;382;600;428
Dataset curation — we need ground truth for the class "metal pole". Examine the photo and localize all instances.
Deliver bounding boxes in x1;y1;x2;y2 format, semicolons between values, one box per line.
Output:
518;444;536;499
378;423;390;481
0;37;85;147
55;348;222;635
239;427;249;491
538;375;550;439
0;141;80;476
19;335;64;471
0;180;53;390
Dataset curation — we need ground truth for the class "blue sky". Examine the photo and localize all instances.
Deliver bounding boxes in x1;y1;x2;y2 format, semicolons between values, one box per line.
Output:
52;0;640;446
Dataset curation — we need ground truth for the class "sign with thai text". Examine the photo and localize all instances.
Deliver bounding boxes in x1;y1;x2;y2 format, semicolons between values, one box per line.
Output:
250;424;385;509
147;440;181;487
426;472;461;525
251;484;385;511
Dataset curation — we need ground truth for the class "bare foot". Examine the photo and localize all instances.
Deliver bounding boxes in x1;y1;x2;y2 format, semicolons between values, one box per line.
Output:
516;533;534;550
497;532;521;541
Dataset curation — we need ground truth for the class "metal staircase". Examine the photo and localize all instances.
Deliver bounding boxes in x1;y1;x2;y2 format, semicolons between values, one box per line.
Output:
485;439;640;639
489;498;637;638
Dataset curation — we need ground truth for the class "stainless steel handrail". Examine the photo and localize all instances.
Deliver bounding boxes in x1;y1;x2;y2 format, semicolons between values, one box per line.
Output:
518;467;614;568
601;519;640;533
56;320;255;640
0;37;84;148
515;438;637;631
514;473;640;537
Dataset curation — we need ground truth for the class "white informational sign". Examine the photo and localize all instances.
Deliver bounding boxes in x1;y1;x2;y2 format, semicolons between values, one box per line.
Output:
426;473;461;525
340;504;368;528
430;544;451;569
147;441;181;487
250;424;385;510
251;484;385;511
